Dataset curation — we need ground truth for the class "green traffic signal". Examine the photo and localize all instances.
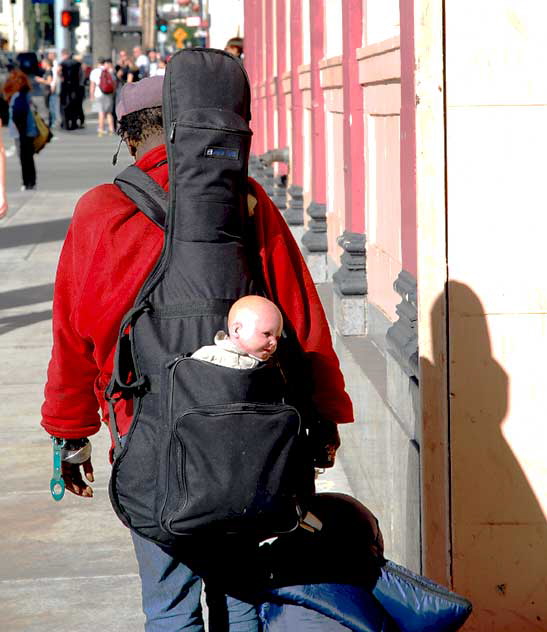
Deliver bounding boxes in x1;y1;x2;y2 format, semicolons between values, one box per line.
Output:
156;18;168;33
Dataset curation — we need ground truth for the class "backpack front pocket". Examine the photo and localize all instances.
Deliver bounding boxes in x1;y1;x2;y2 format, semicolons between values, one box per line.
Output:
159;401;302;537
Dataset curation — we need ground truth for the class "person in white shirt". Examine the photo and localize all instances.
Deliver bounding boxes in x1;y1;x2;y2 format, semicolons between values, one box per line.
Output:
133;46;150;79
155;57;167;77
89;58;115;137
48;50;60;126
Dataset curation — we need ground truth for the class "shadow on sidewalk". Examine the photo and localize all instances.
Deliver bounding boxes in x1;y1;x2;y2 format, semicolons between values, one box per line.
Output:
0;218;70;249
0;283;54;309
0;309;52;336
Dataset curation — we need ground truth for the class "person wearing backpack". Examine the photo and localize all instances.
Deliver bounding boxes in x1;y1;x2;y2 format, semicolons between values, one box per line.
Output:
41;73;354;631
89;57;115;137
3;67;38;191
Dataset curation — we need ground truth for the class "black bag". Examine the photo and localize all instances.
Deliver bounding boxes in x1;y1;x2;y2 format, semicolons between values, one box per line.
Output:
107;49;314;546
257;494;472;631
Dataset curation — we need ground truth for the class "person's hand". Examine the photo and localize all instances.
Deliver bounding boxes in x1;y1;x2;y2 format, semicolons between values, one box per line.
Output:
61;457;94;497
309;419;341;469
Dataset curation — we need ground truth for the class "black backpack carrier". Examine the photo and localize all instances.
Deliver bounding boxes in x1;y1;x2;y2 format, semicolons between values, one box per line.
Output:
106;49;313;546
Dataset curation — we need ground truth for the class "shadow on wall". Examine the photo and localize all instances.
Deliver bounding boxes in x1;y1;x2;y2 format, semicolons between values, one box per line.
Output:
423;281;546;629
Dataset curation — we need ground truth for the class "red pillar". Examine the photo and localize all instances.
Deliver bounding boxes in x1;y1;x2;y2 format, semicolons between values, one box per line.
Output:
265;0;275;151
276;0;287;152
342;0;365;233
253;0;265;155
246;0;261;153
289;0;304;186
244;0;255;110
309;1;326;204
400;0;417;276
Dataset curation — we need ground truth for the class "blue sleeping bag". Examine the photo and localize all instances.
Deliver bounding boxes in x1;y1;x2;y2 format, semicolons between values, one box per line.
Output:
255;493;472;631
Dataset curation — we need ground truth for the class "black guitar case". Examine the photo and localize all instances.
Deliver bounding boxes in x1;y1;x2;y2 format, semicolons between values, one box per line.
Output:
106;49;313;546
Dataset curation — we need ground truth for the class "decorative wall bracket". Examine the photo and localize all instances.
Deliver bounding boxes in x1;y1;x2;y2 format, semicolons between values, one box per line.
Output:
386;270;419;379
259;148;289;208
332;231;367;335
285;185;304;226
273;175;288;214
249;154;265;185
302;201;328;282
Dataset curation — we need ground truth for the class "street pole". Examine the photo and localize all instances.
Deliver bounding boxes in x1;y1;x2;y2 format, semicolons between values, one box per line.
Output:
91;0;112;63
140;0;157;51
10;1;16;51
54;0;69;56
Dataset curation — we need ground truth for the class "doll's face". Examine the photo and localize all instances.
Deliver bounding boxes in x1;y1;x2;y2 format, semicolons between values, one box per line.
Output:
230;304;283;361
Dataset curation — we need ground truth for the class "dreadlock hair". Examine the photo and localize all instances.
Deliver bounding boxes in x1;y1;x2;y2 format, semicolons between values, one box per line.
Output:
117;106;163;154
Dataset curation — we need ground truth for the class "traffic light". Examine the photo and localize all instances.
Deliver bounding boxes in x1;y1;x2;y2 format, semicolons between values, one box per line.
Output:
156;18;168;33
61;10;80;29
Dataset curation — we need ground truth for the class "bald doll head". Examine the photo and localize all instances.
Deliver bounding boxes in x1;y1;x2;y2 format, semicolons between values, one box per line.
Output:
228;296;283;361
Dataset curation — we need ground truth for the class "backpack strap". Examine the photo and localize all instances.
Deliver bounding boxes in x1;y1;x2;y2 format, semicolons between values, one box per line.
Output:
114;165;168;229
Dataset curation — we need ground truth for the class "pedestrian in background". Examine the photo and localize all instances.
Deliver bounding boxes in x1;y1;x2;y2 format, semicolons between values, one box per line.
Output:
114;50;136;128
73;54;86;130
0;120;7;218
89;57;115;137
225;36;244;59
36;59;57;129
148;50;159;77
59;49;83;131
133;46;149;79
116;50;137;84
3;68;37;191
47;50;60;129
155;57;167;77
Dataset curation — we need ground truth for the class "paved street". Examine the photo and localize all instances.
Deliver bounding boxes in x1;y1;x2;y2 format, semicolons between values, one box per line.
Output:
0;114;352;630
1;120;145;631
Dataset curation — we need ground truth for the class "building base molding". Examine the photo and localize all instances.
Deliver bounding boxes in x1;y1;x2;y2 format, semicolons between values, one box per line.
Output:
248;154;265;186
285;184;304;226
260;163;275;198
302;201;328;283
332;231;367;336
386;270;419;378
385;270;419;439
272;175;288;215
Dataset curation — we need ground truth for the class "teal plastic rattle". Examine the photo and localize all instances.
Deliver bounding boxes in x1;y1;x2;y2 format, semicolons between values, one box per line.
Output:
50;437;66;501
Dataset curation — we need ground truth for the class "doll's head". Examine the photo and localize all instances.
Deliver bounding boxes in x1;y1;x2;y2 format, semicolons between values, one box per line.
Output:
228;296;283;361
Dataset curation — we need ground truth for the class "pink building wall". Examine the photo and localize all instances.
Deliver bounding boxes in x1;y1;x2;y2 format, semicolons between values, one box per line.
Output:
308;2;326;207
358;34;402;320
245;3;412;322
320;55;345;255
342;0;365;234
289;0;304;187
399;0;417;277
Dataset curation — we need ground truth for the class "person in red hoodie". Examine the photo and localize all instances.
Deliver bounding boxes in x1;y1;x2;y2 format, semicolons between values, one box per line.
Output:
41;75;353;631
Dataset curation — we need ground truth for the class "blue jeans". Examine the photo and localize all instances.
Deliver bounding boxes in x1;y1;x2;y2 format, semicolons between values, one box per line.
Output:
131;531;260;631
48;93;58;128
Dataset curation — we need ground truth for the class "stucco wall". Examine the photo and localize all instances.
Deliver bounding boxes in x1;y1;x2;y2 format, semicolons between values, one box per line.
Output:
444;2;547;627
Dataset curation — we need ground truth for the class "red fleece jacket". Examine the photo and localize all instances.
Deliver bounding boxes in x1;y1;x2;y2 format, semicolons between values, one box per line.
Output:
41;145;353;439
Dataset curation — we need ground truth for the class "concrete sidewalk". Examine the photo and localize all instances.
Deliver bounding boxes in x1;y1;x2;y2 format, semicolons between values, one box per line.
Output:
0;121;352;631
